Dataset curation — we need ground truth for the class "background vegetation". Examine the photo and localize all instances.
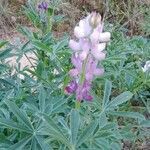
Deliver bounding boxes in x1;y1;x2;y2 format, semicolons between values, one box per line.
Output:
0;0;150;149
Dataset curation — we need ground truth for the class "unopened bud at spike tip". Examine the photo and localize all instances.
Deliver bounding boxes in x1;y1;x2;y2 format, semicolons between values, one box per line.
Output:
89;12;101;28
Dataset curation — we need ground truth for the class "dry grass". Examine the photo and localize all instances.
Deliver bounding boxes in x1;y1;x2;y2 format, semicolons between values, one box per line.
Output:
0;0;27;34
0;0;149;36
60;0;150;36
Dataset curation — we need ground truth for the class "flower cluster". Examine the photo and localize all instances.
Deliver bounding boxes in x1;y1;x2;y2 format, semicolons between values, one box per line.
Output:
65;12;111;102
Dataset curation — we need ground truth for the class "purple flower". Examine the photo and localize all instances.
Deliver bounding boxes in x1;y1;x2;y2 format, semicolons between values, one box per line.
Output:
85;56;104;81
65;80;78;94
76;80;93;101
38;2;48;10
65;12;111;103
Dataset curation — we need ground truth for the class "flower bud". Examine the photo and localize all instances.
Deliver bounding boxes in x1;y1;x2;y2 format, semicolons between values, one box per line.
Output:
89;12;101;28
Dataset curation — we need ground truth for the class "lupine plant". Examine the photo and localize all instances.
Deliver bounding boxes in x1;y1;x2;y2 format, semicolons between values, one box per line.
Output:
0;1;149;149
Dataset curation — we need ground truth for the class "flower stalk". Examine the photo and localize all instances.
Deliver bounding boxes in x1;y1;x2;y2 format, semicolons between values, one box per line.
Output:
65;12;111;106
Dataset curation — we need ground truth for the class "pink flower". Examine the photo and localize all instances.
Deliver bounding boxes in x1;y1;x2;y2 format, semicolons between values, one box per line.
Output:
76;80;93;101
99;32;111;42
69;40;80;51
65;12;111;102
74;15;92;38
85;56;104;81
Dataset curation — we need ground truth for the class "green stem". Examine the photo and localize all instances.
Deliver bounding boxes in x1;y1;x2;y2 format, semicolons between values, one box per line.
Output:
80;55;89;84
75;101;81;109
75;55;89;109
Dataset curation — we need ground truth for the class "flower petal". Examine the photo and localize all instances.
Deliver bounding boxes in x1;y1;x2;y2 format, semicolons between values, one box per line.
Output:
74;26;85;38
90;29;100;44
92;51;106;60
79;50;88;60
65;80;78;94
83;93;93;101
69;40;80;51
69;69;79;77
98;43;106;51
99;32;111;42
94;68;104;76
71;55;82;71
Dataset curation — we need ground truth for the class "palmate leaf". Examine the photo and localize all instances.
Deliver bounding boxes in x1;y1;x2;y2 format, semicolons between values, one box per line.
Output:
9;136;32;150
4;100;33;131
43;115;71;148
70;109;80;146
0;119;32;133
35;135;53;150
51;97;68;114
30;137;38;150
106;91;133;110
77;120;98;147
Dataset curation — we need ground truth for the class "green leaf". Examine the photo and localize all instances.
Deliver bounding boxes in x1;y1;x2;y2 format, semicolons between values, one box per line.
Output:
70;109;80;145
30;137;38;150
23;6;41;28
43;115;71;148
0;79;17;89
0;64;8;70
53;38;68;52
18;26;33;40
106;91;133;109
94;138;110;150
32;40;52;52
0;119;32;133
77;120;98;147
99;112;108;128
38;86;46;112
111;142;122;150
140;120;150;127
5;100;33;131
0;40;8;48
102;80;112;109
35;135;53;150
51;96;69;114
100;122;118;131
0;48;11;59
109;111;145;121
53;15;65;23
9;136;31;150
